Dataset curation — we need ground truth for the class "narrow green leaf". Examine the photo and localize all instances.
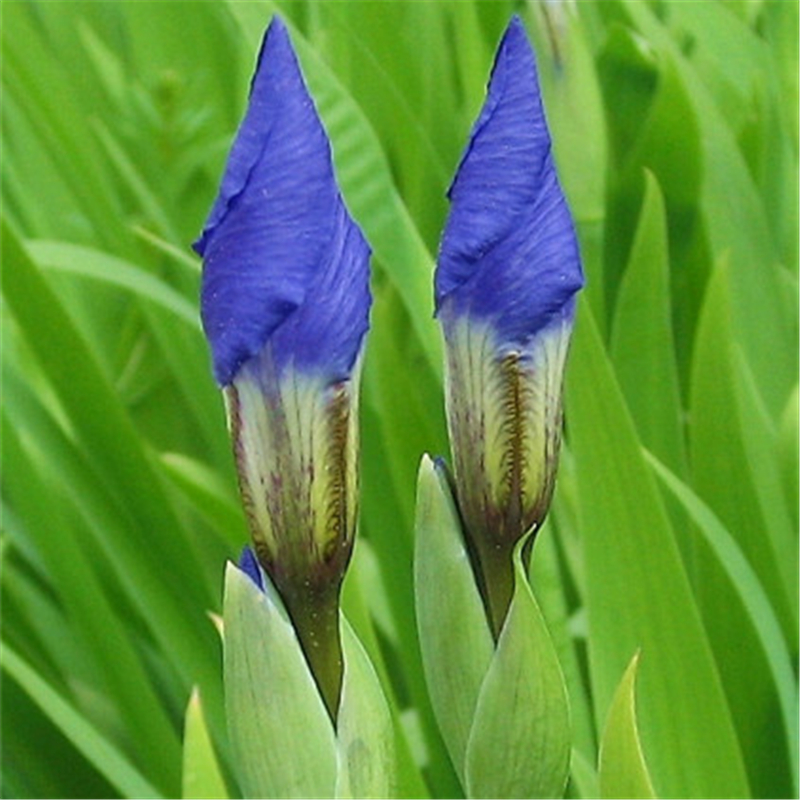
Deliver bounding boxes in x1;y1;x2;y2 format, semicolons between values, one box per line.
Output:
2;362;224;741
1;659;114;799
1;4;132;252
601;33;704;350
465;535;571;800
300;0;453;253
622;0;797;417
569;747;599;800
598;652;656;800
340;543;429;800
132;225;202;275
664;2;779;129
761;0;799;152
182;688;229;800
610;170;687;478
1;557;93;690
566;305;750;798
2;417;182;794
530;526;596;764
689;262;797;644
223;563;337;799
29;240;200;329
27;239;230;467
1;643;163;800
779;385;799;531
92;120;181;241
414;455;494;784
1;221;211;615
363;390;459;797
735;349;797;598
335;620;396;799
160;453;245;549
648;453;799;799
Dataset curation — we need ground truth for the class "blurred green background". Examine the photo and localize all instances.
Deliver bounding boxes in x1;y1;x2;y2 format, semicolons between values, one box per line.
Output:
2;1;797;798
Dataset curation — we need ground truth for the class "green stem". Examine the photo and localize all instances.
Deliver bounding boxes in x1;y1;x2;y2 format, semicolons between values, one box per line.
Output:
472;537;516;640
282;583;343;724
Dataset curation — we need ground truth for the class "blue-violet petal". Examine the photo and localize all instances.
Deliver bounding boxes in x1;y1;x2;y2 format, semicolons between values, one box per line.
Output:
195;17;370;386
238;546;265;592
435;16;583;346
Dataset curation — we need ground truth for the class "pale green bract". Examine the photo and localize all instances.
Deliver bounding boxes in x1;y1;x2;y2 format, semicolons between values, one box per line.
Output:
414;456;571;799
223;563;395;800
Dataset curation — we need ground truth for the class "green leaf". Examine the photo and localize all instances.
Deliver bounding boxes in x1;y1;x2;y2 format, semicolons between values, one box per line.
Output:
529;526;597;765
414;455;493;784
29;240;200;329
598;652;655;800
340;543;429;800
1;643;163;800
622;0;797;417
2;415;182;794
0;221;211;614
610;170;686;478
779;385;799;531
565;304;750;798
569;748;599;800
299;0;454;253
160;452;245;550
335;619;396;799
601;29;705;346
223;563;337;799
648;453;799;799
689;262;797;645
464;535;571;799
1;4;132;252
182;688;229;800
27;238;229;465
2;361;223;734
2;224;224;739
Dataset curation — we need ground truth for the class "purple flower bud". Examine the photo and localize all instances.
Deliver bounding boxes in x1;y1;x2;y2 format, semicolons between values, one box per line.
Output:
195;17;370;716
434;16;584;634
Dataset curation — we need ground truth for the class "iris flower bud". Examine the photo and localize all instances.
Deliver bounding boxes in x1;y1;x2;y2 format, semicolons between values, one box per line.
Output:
194;17;371;718
435;17;584;635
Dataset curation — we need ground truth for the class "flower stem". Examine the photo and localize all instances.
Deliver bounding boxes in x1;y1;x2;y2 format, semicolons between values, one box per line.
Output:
472;537;516;640
282;582;343;724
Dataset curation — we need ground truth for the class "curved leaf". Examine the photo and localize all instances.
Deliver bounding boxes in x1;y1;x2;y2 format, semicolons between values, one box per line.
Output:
414;455;493;783
565;304;749;798
223;563;337;799
598;652;656;800
465;536;571;799
648;452;799;798
1;643;163;800
335;619;396;799
182;689;229;800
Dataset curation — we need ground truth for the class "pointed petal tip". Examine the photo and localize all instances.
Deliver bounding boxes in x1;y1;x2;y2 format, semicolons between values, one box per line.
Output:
434;13;582;343
196;15;370;388
504;14;530;46
253;14;295;90
196;13;312;255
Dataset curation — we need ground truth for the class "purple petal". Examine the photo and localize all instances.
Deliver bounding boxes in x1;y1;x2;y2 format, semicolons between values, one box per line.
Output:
435;16;583;347
238;546;264;592
195;17;371;386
